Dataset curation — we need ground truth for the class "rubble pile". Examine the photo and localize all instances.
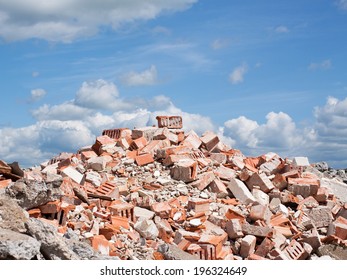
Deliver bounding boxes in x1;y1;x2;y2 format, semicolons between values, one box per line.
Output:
1;115;347;260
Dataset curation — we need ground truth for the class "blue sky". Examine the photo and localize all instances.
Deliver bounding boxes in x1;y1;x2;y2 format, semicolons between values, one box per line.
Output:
1;0;347;168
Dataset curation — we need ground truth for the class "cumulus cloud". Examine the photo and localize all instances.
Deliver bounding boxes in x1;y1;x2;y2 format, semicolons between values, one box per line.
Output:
274;25;289;33
223;112;303;154
0;0;197;42
30;88;46;102
229;63;248;84
0;78;215;166
308;59;332;70
121;65;158;86
75;79;132;110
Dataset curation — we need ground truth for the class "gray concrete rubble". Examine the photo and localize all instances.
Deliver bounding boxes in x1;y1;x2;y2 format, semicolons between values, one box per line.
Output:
0;116;347;260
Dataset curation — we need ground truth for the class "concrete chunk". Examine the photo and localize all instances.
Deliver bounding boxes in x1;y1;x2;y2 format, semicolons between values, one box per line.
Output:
228;178;256;204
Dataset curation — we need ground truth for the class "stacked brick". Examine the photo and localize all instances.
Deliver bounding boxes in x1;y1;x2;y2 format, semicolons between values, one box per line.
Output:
1;116;347;260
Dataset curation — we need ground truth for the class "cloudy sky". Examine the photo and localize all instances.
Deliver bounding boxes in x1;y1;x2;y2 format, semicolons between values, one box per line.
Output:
1;0;347;168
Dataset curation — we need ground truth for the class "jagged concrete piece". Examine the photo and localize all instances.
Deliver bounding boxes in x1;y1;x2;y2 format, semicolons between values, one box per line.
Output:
0;229;41;260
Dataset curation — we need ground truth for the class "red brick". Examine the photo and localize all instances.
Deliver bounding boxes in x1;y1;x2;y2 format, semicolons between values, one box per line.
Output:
130;136;148;150
135;153;154;166
156;115;183;129
0;179;11;189
151;201;172;219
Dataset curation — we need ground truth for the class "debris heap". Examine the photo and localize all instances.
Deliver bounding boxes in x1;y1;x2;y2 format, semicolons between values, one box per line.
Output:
1;115;347;260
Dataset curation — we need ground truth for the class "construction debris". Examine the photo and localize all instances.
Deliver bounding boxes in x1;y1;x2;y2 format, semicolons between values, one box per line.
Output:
1;115;347;260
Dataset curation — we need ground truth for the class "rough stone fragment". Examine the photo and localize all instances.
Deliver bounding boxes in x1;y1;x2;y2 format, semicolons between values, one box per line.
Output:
134;218;159;240
25;218;79;260
303;206;333;228
0;229;41;260
0;196;28;232
6;178;63;210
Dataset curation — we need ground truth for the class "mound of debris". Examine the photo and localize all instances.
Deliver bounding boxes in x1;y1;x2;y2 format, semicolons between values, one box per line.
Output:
1;115;347;260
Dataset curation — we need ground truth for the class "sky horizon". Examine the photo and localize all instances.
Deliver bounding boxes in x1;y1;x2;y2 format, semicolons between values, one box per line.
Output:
1;0;347;168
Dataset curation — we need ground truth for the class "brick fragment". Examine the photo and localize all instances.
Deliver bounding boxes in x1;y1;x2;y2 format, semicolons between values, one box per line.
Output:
226;219;244;239
240;235;256;259
187;198;210;215
170;159;197;183
191;171;215;190
156;116;183;129
209;178;228;198
287;177;320;198
200;131;220;152
135;153;154;166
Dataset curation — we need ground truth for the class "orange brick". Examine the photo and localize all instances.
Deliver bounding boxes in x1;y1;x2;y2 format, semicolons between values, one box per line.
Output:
111;216;130;230
0;179;11;189
39;200;61;214
131;136;148;150
91;235;110;255
151;201;172;218
135;153;154;166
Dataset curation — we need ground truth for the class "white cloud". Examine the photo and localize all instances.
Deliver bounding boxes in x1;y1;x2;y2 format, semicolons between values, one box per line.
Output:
337;0;347;10
229;63;248;84
308;59;332;70
75;79;132;110
121;65;158;86
211;39;228;50
0;0;197;42
274;25;289;33
31;102;93;121
30;88;46;102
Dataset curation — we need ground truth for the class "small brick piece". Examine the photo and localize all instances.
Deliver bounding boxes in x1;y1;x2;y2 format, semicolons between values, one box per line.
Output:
249;204;271;222
131;136;148;150
39;200;61;214
200;131;220;152
191;171;215;191
240;235;257;259
91;235;110;255
254;238;275;257
109;201;134;221
156;116;183;129
170;159;197;183
151;201;172;219
135;153;154;166
187;198;210;215
209;178;228;198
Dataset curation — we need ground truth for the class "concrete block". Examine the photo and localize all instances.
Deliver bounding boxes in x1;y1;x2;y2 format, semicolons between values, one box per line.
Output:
293;157;310;167
303;206;333;228
61;166;84;184
228;178;256;205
